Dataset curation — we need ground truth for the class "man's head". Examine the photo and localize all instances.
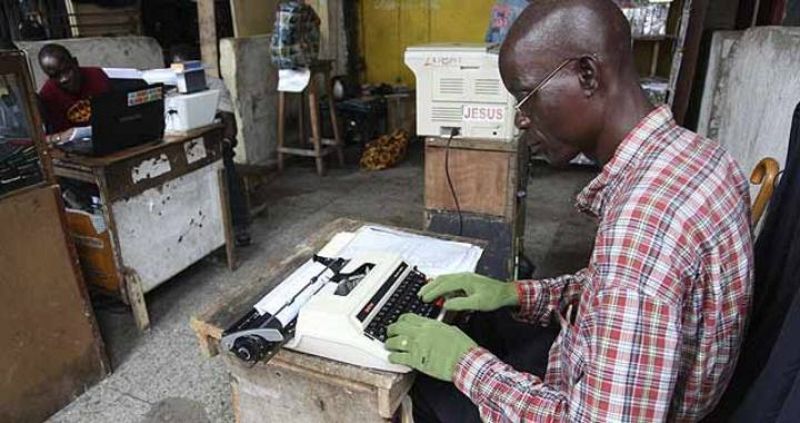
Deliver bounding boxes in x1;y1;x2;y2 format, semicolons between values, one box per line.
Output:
168;44;200;65
38;43;82;95
500;0;645;165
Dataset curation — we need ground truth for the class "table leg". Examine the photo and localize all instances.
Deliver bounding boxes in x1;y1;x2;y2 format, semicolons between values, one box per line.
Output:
326;70;345;167
218;167;237;271
308;81;325;176
277;91;286;171
124;270;150;331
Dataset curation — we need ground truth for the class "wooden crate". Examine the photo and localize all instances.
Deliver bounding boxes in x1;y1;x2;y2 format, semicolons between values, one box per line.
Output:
424;137;528;280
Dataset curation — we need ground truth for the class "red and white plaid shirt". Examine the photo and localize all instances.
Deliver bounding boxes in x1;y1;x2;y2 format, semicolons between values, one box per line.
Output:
453;106;754;422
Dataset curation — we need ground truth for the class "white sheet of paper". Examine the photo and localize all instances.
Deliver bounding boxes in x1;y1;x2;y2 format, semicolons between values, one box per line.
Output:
336;225;484;277
278;68;311;92
251;225;483;326
67;126;91;141
142;68;179;86
102;68;144;80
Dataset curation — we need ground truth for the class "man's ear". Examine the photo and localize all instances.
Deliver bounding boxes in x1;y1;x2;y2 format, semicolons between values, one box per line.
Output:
577;56;599;96
71;56;79;67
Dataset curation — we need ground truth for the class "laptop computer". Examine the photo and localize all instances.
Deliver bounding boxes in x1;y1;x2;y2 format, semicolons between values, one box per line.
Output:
90;83;165;156
57;83;166;157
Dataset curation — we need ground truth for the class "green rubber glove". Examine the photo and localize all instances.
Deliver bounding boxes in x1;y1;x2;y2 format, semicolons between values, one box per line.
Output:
419;272;520;312
385;313;477;381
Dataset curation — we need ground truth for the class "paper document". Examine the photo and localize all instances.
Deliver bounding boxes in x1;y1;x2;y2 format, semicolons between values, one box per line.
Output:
102;68;144;80
252;225;484;325
278;68;312;92
69;126;92;141
142;68;179;86
337;226;484;277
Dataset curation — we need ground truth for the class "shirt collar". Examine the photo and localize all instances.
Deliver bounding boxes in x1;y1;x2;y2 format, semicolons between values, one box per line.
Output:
576;105;675;216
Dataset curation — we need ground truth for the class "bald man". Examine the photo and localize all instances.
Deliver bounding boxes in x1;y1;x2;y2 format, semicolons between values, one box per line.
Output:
384;1;753;421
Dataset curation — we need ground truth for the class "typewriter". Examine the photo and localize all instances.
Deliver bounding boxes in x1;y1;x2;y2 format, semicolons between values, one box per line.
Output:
221;253;444;373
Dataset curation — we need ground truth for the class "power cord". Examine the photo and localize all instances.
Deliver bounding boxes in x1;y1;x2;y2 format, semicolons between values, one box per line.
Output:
444;128;463;236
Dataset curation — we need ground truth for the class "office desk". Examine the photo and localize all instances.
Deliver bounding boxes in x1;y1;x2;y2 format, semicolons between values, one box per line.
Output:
190;218;485;422
53;124;235;330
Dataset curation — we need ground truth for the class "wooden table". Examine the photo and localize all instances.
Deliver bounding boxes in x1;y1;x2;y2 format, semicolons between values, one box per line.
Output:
53;124;235;330
191;218;485;422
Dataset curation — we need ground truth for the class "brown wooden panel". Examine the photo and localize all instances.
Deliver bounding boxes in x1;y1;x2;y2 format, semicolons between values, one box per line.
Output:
0;185;108;423
424;146;510;218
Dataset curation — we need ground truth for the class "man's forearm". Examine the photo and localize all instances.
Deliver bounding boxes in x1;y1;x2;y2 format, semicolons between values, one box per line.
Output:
514;268;589;325
453;347;568;422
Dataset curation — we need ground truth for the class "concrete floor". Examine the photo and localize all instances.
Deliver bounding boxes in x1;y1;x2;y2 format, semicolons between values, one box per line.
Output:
48;144;597;423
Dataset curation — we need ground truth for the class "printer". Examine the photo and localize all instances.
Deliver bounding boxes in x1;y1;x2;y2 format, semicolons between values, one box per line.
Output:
405;43;518;141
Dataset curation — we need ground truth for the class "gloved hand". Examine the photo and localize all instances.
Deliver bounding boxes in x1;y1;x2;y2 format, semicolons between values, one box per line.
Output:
385;314;477;381
419;272;519;312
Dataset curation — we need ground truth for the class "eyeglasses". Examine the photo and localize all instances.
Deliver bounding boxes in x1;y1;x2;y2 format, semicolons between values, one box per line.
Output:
513;57;582;115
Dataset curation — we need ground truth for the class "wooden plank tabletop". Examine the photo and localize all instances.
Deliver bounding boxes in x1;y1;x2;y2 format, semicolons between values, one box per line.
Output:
51;123;223;168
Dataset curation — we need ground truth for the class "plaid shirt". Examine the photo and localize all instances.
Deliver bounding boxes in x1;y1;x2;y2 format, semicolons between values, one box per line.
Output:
453;106;753;422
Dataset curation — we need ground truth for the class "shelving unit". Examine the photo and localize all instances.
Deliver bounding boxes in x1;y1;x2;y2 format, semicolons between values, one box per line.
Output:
626;0;707;123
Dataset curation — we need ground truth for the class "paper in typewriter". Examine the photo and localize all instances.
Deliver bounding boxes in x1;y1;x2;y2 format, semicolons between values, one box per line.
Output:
253;226;483;325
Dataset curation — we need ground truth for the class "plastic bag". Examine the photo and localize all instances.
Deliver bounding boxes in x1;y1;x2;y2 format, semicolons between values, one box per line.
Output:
270;1;322;70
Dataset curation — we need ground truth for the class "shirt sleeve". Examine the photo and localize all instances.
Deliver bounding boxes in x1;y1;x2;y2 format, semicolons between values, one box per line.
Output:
514;269;590;326
453;287;682;422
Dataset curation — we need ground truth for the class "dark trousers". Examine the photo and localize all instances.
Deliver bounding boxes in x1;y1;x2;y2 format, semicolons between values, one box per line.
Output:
222;142;250;229
411;310;559;423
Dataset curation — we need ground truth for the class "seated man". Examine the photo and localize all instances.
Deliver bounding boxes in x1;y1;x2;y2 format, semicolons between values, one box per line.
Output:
37;43;111;144
385;0;753;421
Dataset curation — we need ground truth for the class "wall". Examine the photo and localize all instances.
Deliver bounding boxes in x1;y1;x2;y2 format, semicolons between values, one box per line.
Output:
15;36;164;90
360;0;495;85
226;0;347;75
220;35;279;165
230;0;278;37
697;27;800;196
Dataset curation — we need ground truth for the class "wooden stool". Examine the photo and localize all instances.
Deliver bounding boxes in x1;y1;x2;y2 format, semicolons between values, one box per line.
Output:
277;60;344;176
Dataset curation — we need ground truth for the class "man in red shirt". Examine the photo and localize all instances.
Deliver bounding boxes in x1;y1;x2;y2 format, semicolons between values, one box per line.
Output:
37;43;110;144
385;0;753;421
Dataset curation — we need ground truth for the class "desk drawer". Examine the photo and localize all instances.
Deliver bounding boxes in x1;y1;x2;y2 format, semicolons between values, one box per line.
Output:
102;135;222;202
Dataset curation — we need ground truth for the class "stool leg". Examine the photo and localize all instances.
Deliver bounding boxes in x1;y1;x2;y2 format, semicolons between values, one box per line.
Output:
299;90;307;146
277;91;286;171
308;81;325;176
326;70;345;167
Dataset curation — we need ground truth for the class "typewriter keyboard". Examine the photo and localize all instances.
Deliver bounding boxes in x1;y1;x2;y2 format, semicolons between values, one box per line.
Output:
364;268;442;342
